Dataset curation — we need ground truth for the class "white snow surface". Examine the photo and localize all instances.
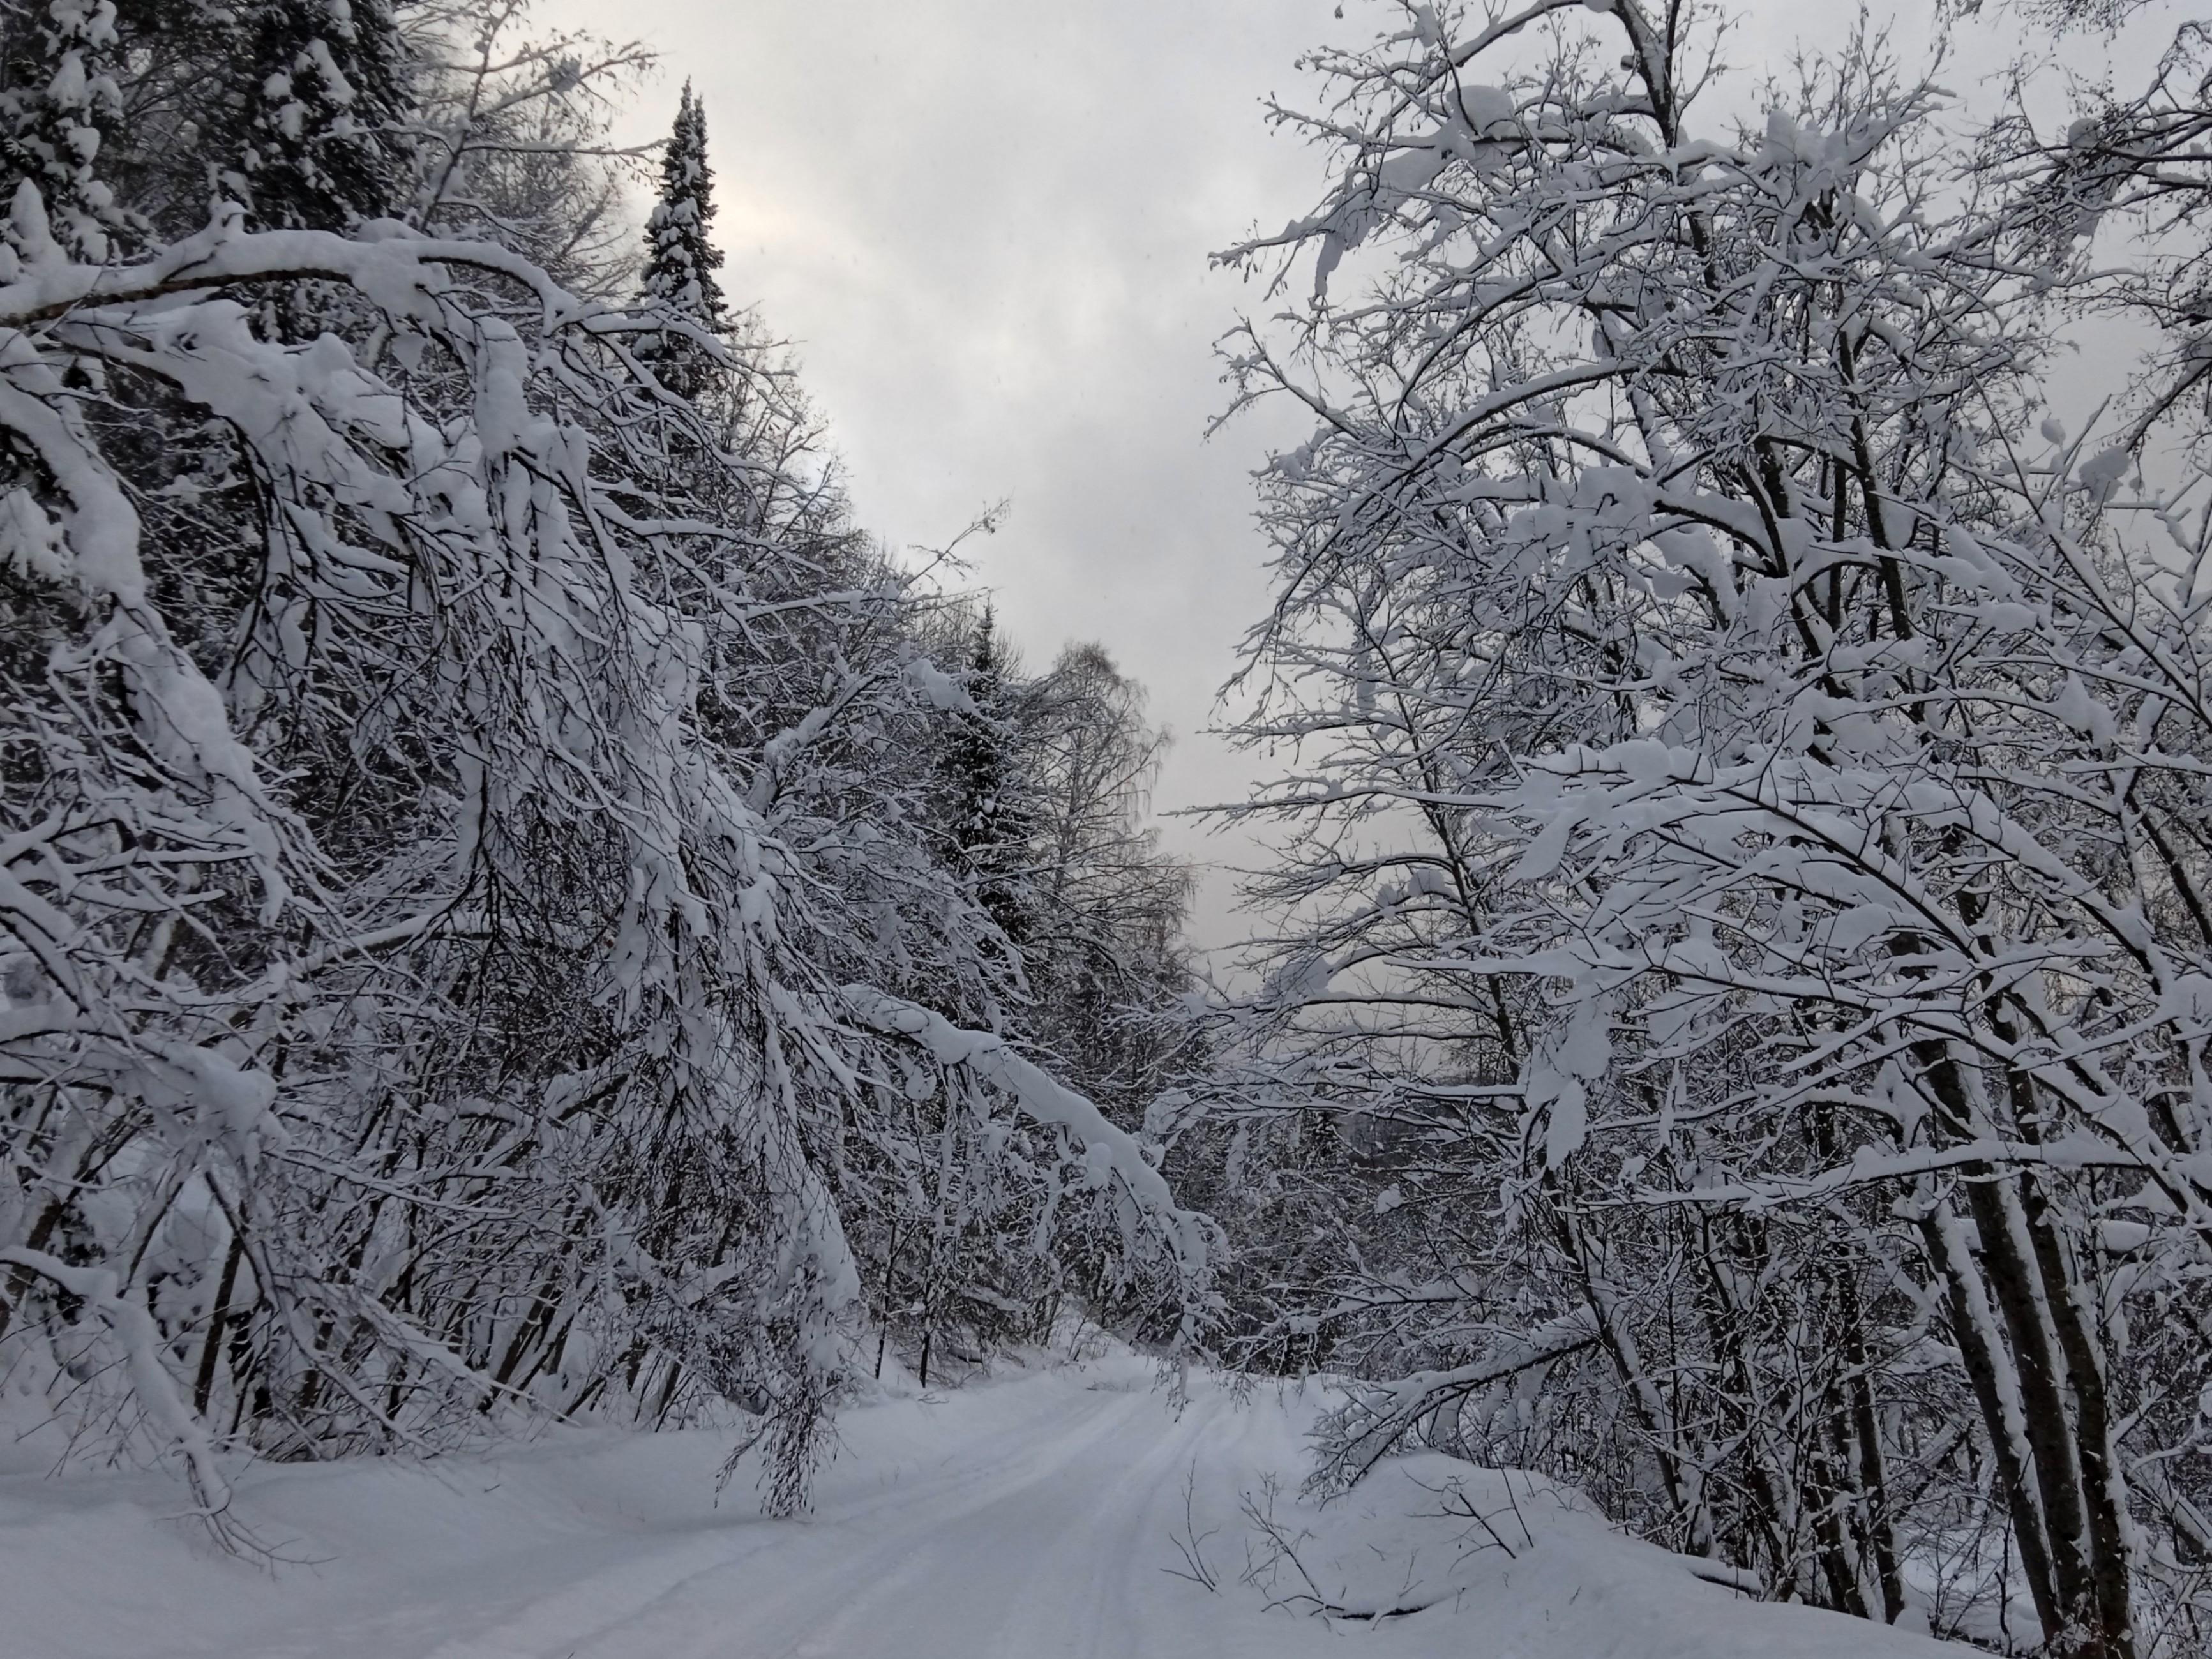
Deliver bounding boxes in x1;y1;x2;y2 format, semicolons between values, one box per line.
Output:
4;1350;1959;1658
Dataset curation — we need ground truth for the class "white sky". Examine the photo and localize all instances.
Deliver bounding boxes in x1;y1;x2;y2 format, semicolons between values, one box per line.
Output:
543;0;2178;954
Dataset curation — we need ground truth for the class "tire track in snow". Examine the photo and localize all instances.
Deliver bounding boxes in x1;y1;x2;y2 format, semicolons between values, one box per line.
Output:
979;1385;1259;1659
749;1383;1229;1659
413;1378;1174;1659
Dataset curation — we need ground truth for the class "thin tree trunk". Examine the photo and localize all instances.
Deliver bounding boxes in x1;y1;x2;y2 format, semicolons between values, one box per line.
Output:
193;1231;246;1417
1920;1203;2066;1649
2018;1175;2136;1659
1968;1176;2103;1653
1840;1271;1908;1624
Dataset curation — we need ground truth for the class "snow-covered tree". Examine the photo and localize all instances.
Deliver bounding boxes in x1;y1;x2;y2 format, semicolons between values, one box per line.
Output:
940;603;1035;951
216;0;413;232
0;0;135;259
1979;0;2212;465
1011;644;1198;1127
407;1;657;297
639;80;725;400
0;4;1214;1537
1208;2;2212;1650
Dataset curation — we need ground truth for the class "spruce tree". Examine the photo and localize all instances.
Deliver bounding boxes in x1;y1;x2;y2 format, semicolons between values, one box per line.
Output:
0;0;135;261
640;82;727;399
946;604;1033;950
222;0;412;232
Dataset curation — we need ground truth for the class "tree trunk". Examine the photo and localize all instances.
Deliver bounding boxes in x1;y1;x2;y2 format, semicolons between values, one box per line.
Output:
1920;1203;2067;1649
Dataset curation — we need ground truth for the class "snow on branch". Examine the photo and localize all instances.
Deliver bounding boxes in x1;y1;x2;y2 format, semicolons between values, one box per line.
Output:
0;1249;234;1525
838;986;1212;1291
1313;1309;1604;1485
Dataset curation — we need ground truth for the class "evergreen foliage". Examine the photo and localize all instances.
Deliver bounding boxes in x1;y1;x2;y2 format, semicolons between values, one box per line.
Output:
943;603;1035;951
640;80;726;398
218;0;413;232
0;0;133;259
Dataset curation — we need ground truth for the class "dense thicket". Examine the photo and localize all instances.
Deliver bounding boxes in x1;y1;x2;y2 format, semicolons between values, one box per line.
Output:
1198;2;2212;1655
0;0;1207;1531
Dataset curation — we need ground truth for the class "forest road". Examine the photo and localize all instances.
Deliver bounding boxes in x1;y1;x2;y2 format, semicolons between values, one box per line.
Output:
386;1365;1320;1659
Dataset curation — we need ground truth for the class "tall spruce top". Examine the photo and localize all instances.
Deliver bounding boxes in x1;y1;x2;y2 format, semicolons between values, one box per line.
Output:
641;80;726;397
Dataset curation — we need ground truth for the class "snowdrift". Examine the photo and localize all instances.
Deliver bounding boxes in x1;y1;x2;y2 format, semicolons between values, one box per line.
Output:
2;1354;1963;1658
1246;1453;1950;1657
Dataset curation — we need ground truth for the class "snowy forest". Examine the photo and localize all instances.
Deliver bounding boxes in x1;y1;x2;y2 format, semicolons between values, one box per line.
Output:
6;1;2212;1656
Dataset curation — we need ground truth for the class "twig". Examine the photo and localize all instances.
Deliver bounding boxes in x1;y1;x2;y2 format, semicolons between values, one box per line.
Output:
1161;1460;1222;1592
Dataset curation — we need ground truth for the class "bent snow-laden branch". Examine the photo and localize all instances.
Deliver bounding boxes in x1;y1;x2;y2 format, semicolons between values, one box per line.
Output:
838;987;1213;1314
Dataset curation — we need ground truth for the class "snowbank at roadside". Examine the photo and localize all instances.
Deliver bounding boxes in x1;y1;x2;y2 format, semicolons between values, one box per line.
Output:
1231;1452;1950;1658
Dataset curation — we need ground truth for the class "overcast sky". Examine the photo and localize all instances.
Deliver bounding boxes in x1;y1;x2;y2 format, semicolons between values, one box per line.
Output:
543;0;2173;952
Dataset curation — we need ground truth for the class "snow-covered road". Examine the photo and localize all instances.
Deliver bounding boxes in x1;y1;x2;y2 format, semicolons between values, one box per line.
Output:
7;1356;1288;1659
630;1377;1258;1659
409;1371;1272;1659
5;1352;1960;1658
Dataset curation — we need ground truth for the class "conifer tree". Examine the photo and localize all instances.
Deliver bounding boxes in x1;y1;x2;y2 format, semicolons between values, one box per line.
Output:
0;0;133;260
946;604;1033;950
222;0;412;232
640;81;727;398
